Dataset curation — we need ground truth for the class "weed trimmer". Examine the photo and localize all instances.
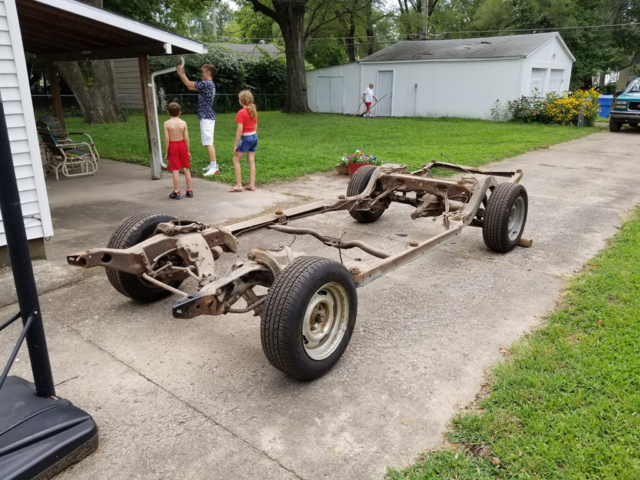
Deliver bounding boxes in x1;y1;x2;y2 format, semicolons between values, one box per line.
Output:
352;99;365;116
365;94;388;117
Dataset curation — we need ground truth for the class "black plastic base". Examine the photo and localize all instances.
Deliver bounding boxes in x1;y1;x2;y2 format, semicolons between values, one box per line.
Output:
0;376;98;480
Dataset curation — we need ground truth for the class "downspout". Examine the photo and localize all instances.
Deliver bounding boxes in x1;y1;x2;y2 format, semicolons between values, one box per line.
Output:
150;55;185;169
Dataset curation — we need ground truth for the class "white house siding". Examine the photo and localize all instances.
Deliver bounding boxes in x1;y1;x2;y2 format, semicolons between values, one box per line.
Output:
520;36;573;96
360;59;522;119
113;58;143;109
0;0;53;247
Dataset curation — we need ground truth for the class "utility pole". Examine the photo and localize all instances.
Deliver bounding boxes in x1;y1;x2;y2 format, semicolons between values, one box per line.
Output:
424;0;429;39
211;0;217;38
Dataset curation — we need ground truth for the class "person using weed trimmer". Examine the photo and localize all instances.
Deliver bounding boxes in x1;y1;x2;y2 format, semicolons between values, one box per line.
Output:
362;83;377;118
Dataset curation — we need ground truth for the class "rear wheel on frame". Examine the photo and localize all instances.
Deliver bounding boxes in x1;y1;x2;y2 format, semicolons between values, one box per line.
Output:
346;165;386;223
482;183;528;253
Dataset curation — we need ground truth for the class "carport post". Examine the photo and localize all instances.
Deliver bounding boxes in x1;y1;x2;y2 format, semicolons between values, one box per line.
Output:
138;55;162;180
47;63;65;129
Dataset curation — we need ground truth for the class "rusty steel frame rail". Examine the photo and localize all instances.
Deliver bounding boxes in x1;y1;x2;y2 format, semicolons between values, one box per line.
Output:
67;162;525;318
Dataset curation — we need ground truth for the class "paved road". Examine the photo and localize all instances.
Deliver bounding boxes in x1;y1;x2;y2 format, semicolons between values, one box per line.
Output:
1;130;639;479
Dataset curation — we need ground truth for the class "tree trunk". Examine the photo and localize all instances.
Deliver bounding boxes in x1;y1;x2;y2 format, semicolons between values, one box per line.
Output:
345;9;357;63
249;0;312;113
55;60;122;123
54;0;121;124
275;3;310;113
365;2;375;56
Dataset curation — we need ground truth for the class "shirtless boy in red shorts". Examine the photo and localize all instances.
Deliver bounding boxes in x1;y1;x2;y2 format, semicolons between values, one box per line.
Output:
164;102;193;199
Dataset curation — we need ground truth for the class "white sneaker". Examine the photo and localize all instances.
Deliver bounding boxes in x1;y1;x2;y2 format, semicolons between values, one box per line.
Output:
203;167;220;176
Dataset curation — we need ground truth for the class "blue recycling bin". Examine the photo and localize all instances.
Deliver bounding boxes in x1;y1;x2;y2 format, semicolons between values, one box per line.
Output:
598;95;613;118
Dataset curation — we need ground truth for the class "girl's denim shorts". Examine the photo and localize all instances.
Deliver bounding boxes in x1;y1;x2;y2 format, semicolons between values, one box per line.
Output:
238;134;258;153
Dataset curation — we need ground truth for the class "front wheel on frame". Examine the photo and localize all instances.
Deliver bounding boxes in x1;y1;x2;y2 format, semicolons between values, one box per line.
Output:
260;257;358;380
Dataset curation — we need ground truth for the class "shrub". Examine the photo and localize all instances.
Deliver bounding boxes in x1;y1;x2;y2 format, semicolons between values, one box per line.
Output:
546;88;601;126
151;45;287;113
492;88;600;126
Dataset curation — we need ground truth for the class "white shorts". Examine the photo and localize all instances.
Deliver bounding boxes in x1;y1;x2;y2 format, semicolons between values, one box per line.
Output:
200;119;215;146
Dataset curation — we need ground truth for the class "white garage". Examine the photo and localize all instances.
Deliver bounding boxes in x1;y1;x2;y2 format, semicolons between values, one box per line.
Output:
306;32;575;119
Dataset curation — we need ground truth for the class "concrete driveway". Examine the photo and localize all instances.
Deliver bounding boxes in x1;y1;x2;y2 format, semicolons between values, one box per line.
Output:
1;130;639;480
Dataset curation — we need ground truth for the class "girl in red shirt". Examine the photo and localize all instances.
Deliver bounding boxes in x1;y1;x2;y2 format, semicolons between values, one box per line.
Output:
229;90;258;192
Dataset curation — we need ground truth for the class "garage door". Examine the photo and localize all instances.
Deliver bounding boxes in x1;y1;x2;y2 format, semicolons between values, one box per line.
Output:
317;76;343;113
529;68;546;95
548;69;563;93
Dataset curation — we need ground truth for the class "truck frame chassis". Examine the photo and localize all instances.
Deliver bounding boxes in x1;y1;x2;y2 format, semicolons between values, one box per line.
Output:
68;162;531;380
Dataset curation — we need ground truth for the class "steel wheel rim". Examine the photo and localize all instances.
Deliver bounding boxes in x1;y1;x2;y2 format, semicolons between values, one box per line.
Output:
302;282;349;360
508;196;526;242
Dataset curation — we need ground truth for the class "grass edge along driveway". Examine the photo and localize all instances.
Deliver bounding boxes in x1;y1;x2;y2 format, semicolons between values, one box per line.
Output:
66;113;601;185
387;207;640;479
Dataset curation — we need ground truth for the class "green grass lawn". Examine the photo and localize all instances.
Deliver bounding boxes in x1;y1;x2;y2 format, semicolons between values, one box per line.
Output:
66;113;600;185
387;209;640;479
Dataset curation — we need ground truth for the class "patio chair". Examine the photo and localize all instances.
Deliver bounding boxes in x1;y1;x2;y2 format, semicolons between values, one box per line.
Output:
37;116;100;159
37;118;98;180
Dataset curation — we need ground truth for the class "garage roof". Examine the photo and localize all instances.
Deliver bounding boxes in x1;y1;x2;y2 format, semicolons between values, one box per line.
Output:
360;32;575;63
16;0;206;61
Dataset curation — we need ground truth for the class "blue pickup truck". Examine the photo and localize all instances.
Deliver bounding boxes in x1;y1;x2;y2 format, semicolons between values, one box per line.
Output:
610;77;640;131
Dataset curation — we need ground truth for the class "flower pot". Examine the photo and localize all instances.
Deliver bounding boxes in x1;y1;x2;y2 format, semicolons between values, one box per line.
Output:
336;164;349;175
348;162;373;176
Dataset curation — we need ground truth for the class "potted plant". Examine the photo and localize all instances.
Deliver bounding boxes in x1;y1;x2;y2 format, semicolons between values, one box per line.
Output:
346;150;377;176
336;158;349;175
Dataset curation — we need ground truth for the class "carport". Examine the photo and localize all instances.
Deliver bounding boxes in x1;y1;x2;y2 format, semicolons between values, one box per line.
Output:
16;0;205;179
1;0;205;258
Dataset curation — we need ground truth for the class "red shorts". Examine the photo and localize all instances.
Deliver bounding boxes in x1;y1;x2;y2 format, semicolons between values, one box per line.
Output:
365;102;372;107
168;140;190;171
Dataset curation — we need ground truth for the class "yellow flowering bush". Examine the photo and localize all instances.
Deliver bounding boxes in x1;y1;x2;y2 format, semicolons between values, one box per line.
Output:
546;88;601;126
492;88;601;126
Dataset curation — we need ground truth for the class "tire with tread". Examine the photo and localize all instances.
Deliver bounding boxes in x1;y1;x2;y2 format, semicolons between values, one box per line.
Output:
609;119;622;132
106;212;182;303
260;256;357;380
482;183;528;253
346;165;385;223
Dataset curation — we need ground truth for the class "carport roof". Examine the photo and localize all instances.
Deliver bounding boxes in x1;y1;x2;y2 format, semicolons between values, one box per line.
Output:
360;32;575;63
16;0;206;61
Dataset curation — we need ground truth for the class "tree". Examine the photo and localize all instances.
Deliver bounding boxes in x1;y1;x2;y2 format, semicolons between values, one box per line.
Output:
54;0;122;123
236;3;280;40
396;0;440;36
427;0;482;34
186;1;235;40
103;0;210;33
54;0;210;123
244;0;373;112
245;0;313;112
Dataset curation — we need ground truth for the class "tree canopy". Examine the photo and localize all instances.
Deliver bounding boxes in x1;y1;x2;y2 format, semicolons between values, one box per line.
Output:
103;0;210;33
427;0;640;87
